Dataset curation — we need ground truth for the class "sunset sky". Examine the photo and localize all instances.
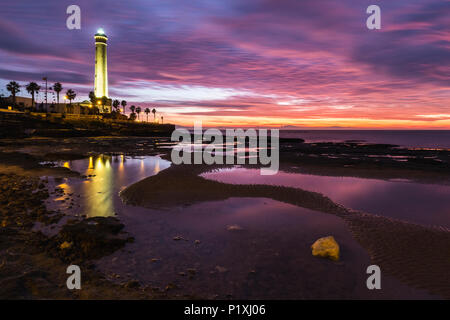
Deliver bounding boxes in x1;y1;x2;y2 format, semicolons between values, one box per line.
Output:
0;0;449;128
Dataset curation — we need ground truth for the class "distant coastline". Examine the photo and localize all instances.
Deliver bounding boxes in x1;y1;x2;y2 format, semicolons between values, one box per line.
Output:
279;129;450;149
182;128;450;149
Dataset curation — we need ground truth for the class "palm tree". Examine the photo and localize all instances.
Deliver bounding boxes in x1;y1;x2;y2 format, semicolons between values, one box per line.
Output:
152;108;156;122
6;81;20;108
130;105;136;114
66;89;76;106
121;100;127;114
136;106;141;121
112;99;120;112
52;82;63;105
144;108;150;122
101;96;108;112
26;82;41;109
88;91;98;114
88;91;96;105
161;116;164;124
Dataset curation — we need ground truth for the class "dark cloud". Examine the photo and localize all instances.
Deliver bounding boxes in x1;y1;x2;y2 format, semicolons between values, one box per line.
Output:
0;0;448;127
0;69;90;85
0;21;73;59
353;25;450;86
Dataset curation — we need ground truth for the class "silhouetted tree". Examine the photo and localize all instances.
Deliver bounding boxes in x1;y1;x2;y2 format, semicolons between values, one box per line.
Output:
144;108;150;122
6;81;20;108
152;108;156;122
66;89;76;105
88;91;96;105
112;99;120;112
88;91;98;114
136;106;141;121
101;96;108;112
130;105;136;114
52;82;63;105
121;100;127;114
26;82;41;109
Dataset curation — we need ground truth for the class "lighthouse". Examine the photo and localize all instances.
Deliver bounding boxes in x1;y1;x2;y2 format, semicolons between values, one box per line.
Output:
94;28;111;112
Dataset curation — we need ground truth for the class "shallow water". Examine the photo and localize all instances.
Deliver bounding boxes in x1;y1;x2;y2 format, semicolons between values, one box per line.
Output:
47;155;171;217
201;168;450;228
95;197;433;299
280;130;450;149
45;156;437;299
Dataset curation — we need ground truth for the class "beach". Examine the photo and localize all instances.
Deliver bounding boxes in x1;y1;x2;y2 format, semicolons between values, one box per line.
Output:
0;133;449;299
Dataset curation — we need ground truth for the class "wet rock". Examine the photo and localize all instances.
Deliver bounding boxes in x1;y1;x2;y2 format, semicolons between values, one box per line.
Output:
59;241;72;249
215;266;228;273
311;236;340;261
187;268;196;275
165;283;177;291
124;280;140;288
227;225;243;231
45;217;129;262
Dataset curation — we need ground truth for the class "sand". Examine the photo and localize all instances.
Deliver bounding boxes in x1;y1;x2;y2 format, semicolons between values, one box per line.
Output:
121;163;450;299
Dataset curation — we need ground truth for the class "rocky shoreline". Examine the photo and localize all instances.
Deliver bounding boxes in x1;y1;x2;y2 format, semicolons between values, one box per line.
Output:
0;171;190;299
1;136;449;299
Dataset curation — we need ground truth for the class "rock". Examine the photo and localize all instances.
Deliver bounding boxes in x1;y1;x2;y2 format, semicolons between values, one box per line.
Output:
311;236;340;261
47;216;129;262
165;283;177;291
187;268;196;275
215;266;228;273
59;241;72;249
227;225;243;231
124;280;140;288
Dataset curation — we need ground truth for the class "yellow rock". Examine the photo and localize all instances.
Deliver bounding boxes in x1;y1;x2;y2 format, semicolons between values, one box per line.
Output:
60;241;72;250
311;236;340;261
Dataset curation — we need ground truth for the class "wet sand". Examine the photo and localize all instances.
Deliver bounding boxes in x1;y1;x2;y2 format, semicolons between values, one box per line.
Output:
201;168;450;228
95;197;438;299
121;163;450;299
0;173;168;299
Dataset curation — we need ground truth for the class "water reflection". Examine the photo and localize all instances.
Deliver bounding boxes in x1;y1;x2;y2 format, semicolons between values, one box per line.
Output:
201;167;450;228
55;155;171;217
83;155;114;217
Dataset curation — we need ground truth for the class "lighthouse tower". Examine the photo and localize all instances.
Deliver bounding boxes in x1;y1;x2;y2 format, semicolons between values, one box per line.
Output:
94;29;111;112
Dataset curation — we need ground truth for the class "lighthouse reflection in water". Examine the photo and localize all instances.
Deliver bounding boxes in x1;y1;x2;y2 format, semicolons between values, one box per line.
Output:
56;155;171;217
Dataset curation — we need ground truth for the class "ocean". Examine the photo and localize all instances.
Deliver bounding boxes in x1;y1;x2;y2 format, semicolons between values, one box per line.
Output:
279;130;450;149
